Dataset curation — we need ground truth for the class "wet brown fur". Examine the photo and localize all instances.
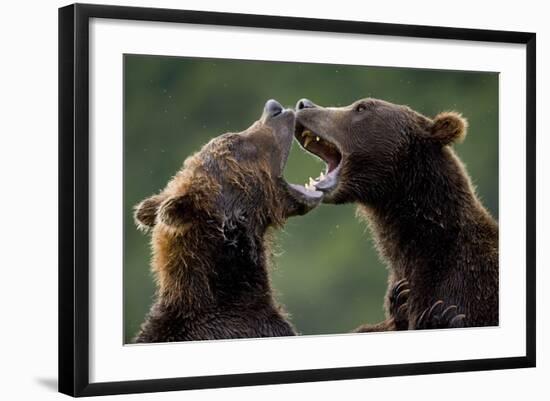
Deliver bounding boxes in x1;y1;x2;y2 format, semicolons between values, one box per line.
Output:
133;114;303;343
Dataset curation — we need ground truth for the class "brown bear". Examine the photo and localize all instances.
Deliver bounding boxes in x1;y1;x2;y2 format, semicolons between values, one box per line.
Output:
132;99;325;343
294;97;497;330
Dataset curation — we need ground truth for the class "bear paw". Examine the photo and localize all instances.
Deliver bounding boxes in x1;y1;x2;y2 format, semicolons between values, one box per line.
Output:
416;300;466;330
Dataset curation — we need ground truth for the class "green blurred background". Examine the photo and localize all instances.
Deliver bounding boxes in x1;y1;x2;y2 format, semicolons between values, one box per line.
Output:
124;55;498;343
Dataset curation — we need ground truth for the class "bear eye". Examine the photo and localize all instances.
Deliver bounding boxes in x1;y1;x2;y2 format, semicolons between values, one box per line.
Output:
355;104;367;113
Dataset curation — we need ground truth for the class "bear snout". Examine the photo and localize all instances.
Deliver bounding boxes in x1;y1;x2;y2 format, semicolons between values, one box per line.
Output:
264;99;283;118
296;98;316;110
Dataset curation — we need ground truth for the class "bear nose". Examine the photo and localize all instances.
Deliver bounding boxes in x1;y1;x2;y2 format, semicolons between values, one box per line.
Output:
296;98;315;110
264;99;283;118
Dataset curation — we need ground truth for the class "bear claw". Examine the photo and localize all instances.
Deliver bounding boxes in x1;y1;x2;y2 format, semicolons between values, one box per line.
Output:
416;300;466;330
389;279;410;330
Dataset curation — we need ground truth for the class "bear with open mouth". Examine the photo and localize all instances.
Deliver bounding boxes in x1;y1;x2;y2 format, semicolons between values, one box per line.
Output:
132;100;325;343
294;97;497;330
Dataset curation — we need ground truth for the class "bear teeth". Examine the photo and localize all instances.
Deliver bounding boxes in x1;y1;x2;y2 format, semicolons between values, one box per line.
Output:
304;177;319;192
301;130;318;149
303;173;326;191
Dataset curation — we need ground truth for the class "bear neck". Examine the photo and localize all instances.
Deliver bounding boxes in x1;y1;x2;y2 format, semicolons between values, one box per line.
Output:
154;219;276;315
360;144;494;277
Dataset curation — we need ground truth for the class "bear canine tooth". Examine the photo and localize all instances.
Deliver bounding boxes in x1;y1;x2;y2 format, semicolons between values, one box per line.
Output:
319;171;325;180
301;130;312;138
309;177;316;186
303;136;313;148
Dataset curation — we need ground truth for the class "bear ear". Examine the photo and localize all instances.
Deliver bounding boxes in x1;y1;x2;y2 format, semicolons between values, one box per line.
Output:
430;112;468;145
157;194;194;230
134;194;165;232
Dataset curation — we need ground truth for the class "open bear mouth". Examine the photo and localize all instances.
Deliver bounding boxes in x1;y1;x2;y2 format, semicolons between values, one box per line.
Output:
294;122;343;194
269;108;324;210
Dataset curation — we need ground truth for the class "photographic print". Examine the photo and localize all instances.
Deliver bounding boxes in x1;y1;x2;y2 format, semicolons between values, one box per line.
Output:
123;55;499;344
59;4;535;395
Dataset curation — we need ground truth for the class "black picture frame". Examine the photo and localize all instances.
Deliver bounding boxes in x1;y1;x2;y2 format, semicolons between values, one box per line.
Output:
58;3;536;397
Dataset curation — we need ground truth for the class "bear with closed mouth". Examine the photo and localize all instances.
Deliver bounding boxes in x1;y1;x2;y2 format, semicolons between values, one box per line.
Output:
132;100;325;343
294;97;497;330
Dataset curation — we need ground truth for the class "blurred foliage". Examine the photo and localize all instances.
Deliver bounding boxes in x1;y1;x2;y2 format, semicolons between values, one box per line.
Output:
124;55;498;342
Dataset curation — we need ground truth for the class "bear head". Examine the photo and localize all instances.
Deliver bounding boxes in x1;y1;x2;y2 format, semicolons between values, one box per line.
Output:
294;98;467;205
134;99;324;237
